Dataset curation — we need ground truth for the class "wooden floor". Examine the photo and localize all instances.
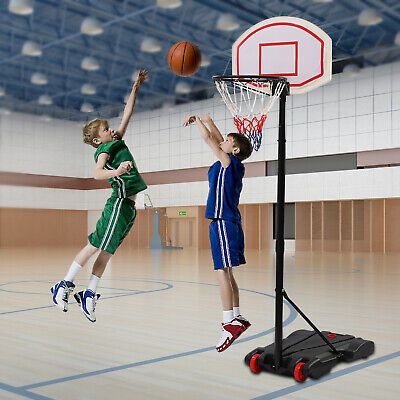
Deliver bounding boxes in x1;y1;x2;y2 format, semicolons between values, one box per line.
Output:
0;247;399;400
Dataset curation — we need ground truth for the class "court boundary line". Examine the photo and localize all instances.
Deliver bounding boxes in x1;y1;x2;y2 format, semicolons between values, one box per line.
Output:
18;282;296;392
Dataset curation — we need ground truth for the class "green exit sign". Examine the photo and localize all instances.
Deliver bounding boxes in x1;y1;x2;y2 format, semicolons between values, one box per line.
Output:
178;211;187;216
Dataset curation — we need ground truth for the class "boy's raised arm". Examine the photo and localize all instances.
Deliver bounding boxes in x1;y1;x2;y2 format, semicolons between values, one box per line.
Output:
184;115;230;168
200;115;224;143
115;69;148;138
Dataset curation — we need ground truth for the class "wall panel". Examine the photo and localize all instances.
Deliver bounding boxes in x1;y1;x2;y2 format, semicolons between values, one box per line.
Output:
295;202;311;251
385;199;400;252
340;201;352;251
311;202;322;251
371;200;384;252
323;201;340;251
0;209;86;247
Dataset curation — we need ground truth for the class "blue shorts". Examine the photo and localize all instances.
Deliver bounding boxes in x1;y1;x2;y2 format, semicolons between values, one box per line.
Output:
209;219;246;270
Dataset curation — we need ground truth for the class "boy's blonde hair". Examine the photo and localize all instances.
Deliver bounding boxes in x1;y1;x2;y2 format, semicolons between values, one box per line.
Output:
83;118;108;148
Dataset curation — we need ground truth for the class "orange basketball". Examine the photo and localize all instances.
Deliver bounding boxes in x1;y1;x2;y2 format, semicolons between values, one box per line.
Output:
167;41;202;76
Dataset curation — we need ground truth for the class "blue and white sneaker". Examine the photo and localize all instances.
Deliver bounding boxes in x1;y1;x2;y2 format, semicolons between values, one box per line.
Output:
50;280;75;312
74;289;100;323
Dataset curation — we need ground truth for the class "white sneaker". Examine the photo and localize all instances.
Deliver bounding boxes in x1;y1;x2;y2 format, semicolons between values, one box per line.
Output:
74;289;100;323
216;319;245;352
50;280;75;312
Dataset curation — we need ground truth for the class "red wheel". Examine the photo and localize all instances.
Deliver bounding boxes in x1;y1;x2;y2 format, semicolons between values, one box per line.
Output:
249;353;262;374
294;362;307;382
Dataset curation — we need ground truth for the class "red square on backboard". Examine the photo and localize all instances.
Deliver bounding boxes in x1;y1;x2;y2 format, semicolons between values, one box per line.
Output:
259;42;299;76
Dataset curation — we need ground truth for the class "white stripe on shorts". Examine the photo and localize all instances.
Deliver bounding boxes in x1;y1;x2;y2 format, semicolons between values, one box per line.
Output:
217;220;227;268
222;220;232;267
99;198;122;250
103;198;123;251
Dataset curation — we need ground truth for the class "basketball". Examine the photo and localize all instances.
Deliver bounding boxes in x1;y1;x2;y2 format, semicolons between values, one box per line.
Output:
167;41;201;76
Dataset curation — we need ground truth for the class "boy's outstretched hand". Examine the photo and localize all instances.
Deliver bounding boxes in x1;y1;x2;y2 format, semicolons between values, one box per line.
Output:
134;69;149;87
183;114;213;127
183;115;198;126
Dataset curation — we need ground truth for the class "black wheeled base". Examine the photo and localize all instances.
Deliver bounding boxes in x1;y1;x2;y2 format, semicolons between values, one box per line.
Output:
245;329;375;381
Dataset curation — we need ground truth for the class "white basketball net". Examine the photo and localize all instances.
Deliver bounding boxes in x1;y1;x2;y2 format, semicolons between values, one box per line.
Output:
215;78;285;151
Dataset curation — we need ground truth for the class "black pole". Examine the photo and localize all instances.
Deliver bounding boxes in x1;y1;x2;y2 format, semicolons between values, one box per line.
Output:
273;84;288;371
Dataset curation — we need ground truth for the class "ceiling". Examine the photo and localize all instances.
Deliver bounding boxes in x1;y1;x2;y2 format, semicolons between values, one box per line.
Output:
0;0;399;121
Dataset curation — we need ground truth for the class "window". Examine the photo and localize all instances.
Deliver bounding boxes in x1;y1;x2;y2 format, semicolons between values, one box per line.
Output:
273;203;295;240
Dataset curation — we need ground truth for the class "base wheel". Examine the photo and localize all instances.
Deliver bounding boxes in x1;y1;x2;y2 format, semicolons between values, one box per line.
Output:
294;362;307;382
249;353;262;374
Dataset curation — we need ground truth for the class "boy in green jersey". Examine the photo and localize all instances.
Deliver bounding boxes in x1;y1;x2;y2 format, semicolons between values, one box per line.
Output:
51;70;148;322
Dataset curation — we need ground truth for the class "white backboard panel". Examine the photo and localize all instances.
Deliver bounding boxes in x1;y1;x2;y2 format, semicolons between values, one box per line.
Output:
232;16;332;95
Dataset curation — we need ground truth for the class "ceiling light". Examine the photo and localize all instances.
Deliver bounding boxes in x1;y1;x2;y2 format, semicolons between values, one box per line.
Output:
81;83;97;95
21;40;42;57
8;0;33;15
0;86;5;96
140;38;162;53
175;81;191;94
312;0;333;3
31;72;48;85
395;32;400;46
81;102;94;113
342;63;360;77
216;14;240;31
0;108;11;115
38;95;53;105
80;17;103;36
81;56;100;71
358;9;383;26
156;0;182;9
200;55;211;67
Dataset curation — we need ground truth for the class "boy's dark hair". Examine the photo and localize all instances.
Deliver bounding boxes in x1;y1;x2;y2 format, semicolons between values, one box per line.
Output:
227;132;253;161
83;118;108;148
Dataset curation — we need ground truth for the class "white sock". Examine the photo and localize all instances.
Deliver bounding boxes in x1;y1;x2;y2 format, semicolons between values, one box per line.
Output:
88;274;100;293
233;307;241;318
223;310;234;324
64;261;82;283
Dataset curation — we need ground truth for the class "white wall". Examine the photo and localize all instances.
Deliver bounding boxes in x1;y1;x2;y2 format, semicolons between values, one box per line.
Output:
146;166;400;207
1;61;399;210
0;113;84;177
126;60;400;172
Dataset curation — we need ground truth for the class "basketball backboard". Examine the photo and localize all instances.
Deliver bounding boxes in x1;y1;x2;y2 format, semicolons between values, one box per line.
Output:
232;16;332;95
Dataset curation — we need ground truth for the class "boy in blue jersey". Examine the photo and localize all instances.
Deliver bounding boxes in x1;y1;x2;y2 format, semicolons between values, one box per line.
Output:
184;115;253;352
50;69;148;322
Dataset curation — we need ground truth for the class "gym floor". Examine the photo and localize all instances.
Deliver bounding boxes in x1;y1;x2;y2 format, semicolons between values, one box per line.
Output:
1;247;398;400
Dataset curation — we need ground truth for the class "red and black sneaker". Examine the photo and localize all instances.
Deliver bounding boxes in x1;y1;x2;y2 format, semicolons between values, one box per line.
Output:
235;314;251;330
233;315;251;340
216;320;246;352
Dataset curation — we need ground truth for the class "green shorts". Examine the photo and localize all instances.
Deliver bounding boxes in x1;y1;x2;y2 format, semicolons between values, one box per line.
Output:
88;196;136;254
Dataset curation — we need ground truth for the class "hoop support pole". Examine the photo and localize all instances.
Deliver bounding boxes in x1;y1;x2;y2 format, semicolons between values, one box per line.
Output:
273;87;288;371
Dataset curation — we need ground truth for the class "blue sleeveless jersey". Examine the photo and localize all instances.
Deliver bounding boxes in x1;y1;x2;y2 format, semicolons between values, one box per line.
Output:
205;154;244;222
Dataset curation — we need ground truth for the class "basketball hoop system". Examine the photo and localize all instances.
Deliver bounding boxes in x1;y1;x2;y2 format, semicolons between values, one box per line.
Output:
217;16;374;382
213;75;288;151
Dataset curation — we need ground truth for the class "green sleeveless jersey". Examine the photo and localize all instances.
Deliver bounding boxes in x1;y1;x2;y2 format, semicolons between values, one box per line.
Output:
94;139;147;198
